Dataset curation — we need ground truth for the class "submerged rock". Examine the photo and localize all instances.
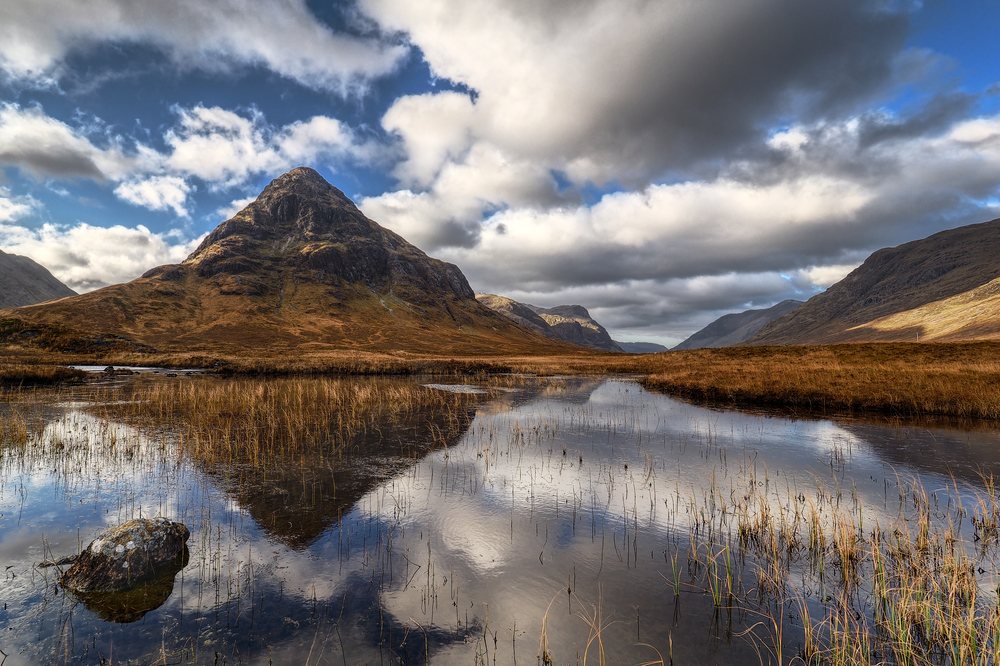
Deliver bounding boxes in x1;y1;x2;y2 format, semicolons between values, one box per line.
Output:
61;518;190;593
70;547;190;623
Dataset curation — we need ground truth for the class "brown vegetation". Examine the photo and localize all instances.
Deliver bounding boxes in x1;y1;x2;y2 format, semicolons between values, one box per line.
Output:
637;342;1000;420
9;339;1000;421
94;376;482;464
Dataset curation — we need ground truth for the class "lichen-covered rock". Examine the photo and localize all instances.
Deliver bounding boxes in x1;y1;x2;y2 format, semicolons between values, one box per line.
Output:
61;518;190;593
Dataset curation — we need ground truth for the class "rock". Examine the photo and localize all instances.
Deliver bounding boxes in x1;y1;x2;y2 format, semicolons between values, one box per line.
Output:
70;548;190;623
61;518;190;593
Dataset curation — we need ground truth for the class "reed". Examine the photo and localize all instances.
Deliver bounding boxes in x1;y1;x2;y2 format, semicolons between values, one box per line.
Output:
90;376;481;467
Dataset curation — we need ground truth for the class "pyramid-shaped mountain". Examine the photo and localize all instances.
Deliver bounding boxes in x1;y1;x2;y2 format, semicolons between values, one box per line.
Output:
1;168;571;356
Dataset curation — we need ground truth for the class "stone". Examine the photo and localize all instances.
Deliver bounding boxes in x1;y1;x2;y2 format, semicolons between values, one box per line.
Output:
60;517;190;593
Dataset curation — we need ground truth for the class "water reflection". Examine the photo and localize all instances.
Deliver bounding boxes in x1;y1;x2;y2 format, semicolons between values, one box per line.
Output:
68;546;190;623
0;375;998;664
197;405;477;549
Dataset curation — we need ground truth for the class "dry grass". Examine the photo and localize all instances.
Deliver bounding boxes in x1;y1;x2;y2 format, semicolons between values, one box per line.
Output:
11;339;1000;421
0;360;86;387
636;342;1000;420
93;377;481;465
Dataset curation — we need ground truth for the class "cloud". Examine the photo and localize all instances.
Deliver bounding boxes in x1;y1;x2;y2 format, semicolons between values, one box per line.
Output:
0;189;37;223
0;0;406;93
0;102;380;215
0;104;148;180
363;0;911;187
217;196;257;221
164;106;377;190
401;111;1000;340
0;221;202;292
114;176;193;218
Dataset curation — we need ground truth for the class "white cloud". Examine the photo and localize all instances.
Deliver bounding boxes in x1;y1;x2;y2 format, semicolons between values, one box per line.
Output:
0;222;202;292
0;103;150;180
0;0;406;93
0;190;37;223
804;263;861;288
0;102;379;216
163;105;376;190
217;196;257;221
382;92;476;187
114;176;193;218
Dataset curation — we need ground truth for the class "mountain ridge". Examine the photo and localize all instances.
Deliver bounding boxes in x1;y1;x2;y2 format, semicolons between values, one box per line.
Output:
476;294;623;351
673;300;803;350
0;249;76;309
0;168;578;357
749;217;1000;345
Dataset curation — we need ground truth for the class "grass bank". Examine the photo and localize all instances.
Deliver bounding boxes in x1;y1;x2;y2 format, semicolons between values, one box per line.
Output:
636;342;1000;420
9;340;1000;421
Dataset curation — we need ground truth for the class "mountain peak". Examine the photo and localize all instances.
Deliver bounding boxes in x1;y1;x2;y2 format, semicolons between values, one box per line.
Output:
256;166;356;210
185;167;378;269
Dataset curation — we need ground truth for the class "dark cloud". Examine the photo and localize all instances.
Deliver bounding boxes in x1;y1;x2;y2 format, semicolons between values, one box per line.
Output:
858;92;977;148
0;145;103;180
549;0;912;182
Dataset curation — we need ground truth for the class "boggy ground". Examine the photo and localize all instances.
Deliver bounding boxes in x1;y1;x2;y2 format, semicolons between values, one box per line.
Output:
6;340;1000;421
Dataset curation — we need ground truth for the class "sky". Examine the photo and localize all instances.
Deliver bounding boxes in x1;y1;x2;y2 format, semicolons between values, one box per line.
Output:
1;0;999;347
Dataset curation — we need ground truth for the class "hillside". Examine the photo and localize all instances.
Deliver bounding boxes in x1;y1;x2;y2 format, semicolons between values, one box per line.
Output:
615;341;669;354
0;168;577;357
673;300;802;350
476;294;623;351
750;217;1000;345
0;249;76;308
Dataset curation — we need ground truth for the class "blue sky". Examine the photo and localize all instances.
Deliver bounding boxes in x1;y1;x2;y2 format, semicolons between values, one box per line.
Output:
1;0;999;345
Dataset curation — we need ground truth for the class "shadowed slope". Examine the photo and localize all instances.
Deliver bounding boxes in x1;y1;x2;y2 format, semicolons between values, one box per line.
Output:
0;168;573;356
0;248;76;308
750;217;1000;344
673;299;802;350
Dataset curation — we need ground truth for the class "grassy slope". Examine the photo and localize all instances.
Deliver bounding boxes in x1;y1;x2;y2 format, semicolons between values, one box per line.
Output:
751;217;1000;344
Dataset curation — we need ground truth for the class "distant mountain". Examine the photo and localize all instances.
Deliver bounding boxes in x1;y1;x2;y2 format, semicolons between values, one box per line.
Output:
476;295;623;351
749;217;1000;345
0;249;76;308
615;341;669;354
0;168;575;356
673;300;803;350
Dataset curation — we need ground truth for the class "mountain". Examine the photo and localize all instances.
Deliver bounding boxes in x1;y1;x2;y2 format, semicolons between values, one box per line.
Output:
749;217;1000;345
0;168;575;356
673;300;803;350
475;294;623;352
615;341;669;354
0;249;76;308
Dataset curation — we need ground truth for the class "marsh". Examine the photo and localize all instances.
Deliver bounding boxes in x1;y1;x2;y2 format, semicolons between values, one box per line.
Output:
1;374;999;664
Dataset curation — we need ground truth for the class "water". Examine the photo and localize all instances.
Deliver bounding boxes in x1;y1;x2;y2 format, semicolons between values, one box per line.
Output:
1;375;998;664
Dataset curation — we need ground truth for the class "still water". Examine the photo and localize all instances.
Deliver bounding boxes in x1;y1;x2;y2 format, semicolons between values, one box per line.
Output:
1;375;998;664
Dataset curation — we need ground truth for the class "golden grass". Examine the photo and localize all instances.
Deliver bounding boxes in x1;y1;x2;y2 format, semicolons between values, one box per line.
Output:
0;360;86;386
10;339;1000;421
637;342;1000;420
93;377;481;465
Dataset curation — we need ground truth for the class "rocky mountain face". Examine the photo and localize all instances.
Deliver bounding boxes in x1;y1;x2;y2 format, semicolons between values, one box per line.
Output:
476;294;623;352
0;249;76;308
749;217;1000;345
1;168;571;356
673;300;803;350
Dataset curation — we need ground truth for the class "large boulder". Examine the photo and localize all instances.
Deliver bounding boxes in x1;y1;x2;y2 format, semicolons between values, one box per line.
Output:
61;517;190;593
